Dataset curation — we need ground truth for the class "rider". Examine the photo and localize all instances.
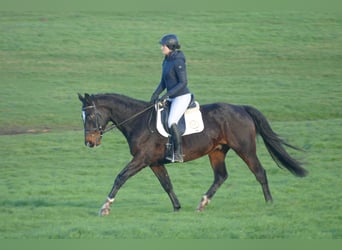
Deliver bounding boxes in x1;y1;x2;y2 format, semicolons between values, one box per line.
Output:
150;34;192;163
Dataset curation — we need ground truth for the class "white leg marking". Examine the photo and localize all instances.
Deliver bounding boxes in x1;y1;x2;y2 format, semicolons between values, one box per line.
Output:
197;195;211;211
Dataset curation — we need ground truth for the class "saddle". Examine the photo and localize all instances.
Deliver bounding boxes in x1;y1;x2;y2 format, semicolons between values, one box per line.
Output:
155;96;204;137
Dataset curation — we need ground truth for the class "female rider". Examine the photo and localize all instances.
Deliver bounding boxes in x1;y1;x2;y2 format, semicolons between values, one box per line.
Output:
150;34;192;163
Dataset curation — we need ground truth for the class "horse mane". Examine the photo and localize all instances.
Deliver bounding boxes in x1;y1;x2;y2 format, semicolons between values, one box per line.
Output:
91;93;149;111
91;93;144;102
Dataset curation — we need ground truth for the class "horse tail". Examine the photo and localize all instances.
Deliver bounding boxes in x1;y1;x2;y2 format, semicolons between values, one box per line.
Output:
243;105;308;177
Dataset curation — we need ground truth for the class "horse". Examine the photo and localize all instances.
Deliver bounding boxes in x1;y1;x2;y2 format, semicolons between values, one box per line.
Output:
78;93;308;216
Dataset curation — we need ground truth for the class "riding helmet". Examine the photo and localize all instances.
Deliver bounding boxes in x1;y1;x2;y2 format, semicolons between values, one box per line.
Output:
159;34;181;50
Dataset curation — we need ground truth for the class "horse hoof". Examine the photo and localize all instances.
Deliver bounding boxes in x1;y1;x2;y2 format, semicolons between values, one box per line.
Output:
173;207;181;212
196;205;205;212
197;195;210;211
99;209;110;216
99;198;115;216
99;204;111;216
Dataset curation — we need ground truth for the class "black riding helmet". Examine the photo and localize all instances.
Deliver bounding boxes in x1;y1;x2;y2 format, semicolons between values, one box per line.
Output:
159;34;181;50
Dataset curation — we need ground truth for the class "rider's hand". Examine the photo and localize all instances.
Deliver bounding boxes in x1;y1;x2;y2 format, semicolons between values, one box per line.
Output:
159;95;169;103
150;93;159;104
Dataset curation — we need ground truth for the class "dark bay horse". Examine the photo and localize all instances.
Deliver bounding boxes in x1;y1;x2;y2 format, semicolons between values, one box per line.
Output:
78;93;307;216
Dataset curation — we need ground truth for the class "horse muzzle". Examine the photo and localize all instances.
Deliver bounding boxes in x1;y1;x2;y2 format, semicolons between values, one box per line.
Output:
85;132;102;147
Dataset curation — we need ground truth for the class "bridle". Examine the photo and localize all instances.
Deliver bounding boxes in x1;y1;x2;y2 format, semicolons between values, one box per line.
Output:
82;103;104;134
82;102;155;135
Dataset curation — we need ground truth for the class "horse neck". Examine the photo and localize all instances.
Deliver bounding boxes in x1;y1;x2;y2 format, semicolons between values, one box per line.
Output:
96;94;148;133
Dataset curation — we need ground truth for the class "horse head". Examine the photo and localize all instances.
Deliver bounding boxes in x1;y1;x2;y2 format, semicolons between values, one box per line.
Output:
78;93;107;147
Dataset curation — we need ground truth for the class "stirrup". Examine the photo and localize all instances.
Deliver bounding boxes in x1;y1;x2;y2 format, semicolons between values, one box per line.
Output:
174;155;184;163
166;153;183;163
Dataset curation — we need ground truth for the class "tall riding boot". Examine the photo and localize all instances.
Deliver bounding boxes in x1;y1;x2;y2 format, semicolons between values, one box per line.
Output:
168;123;183;163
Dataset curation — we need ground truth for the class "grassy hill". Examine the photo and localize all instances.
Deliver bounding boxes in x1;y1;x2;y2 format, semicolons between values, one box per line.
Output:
0;10;341;238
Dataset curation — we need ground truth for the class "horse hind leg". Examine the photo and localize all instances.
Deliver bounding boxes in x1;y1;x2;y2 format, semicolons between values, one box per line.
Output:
150;164;181;211
197;146;229;211
237;149;273;202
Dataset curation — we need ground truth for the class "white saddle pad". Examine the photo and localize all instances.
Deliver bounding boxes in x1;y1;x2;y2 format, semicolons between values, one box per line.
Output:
156;101;204;137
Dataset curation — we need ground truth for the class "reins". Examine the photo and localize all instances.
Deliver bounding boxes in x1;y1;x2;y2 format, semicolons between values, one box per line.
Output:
102;103;155;134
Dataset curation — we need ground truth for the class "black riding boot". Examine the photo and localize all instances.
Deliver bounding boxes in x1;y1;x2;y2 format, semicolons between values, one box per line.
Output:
167;123;183;163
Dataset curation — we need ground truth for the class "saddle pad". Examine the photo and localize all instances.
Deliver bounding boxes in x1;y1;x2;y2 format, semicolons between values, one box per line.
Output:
156;101;204;137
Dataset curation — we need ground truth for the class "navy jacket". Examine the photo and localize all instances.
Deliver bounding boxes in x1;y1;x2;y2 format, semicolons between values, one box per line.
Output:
152;50;190;99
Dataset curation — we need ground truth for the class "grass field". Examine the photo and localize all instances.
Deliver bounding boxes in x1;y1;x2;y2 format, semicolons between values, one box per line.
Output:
0;11;341;239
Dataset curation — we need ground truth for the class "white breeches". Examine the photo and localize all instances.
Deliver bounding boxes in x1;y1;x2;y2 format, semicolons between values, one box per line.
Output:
168;93;192;128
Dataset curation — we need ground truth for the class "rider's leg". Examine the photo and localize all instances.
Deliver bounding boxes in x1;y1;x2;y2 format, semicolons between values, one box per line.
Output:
167;93;191;162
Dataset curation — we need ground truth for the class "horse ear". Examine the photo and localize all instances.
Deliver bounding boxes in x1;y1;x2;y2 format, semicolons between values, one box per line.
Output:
84;93;92;105
78;93;84;103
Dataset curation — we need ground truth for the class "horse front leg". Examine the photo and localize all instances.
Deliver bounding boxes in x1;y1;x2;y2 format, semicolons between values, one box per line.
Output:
100;158;145;216
150;164;181;211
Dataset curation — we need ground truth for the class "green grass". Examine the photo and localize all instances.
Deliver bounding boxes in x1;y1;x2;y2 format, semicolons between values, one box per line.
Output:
0;11;341;239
